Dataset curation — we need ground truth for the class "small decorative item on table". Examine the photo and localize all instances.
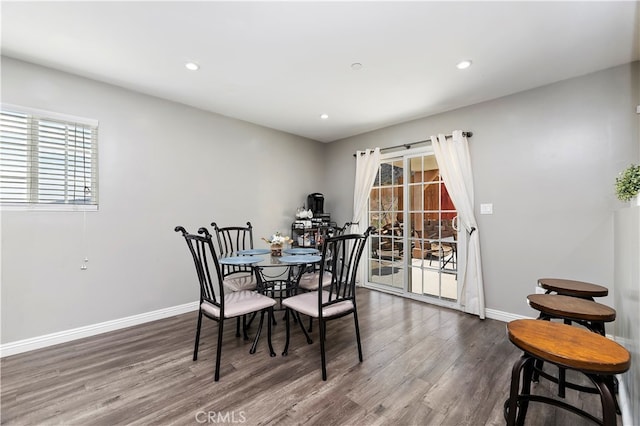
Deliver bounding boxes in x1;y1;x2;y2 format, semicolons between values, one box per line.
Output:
262;232;293;257
270;244;283;257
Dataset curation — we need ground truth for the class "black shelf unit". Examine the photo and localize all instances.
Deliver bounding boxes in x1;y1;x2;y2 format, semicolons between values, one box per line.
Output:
291;220;337;250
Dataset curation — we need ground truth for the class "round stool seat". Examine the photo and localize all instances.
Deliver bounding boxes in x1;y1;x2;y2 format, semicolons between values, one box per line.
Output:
527;294;616;323
507;319;629;375
505;319;630;426
537;278;608;299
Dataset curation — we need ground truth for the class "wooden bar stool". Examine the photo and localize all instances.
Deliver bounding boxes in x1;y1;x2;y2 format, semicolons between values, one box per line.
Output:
526;294;617;398
538;278;608;300
527;294;616;336
504;319;630;426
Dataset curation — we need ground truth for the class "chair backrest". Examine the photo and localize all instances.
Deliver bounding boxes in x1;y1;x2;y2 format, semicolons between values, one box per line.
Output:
318;226;374;311
336;222;355;235
211;221;254;277
175;226;225;312
318;222;361;251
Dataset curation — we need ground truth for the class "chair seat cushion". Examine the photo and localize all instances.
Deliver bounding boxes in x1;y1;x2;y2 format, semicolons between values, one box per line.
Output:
201;291;275;319
282;290;354;318
298;271;332;291
223;272;257;292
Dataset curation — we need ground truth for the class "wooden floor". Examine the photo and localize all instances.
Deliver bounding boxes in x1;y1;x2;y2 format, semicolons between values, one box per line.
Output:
1;288;611;425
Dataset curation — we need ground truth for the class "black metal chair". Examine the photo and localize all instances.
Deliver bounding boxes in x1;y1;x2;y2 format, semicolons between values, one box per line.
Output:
297;222;352;291
282;227;374;380
212;221;258;337
297;222;354;332
175;226;276;381
211;221;257;290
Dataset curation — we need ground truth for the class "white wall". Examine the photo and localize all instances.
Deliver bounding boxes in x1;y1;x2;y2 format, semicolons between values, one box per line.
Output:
614;204;640;424
324;62;639;318
0;57;326;343
2;56;638;422
324;62;640;422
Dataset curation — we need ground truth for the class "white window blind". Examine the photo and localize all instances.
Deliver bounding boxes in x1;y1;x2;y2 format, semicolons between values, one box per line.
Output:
0;107;98;207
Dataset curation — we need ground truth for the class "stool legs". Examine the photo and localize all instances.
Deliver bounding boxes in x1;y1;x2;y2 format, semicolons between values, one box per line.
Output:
532;312;609;400
506;352;621;426
532;314;567;397
506;354;534;426
589;375;617;426
558;367;566;398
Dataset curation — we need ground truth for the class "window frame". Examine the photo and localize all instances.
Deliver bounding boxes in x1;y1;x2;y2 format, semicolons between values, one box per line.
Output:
0;104;99;211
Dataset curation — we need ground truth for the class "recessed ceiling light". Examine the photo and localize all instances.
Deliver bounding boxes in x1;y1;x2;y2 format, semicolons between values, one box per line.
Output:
320;114;329;120
456;60;472;70
351;62;363;70
185;62;200;71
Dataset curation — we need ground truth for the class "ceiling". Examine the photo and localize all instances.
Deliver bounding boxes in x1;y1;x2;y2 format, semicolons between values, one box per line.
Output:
2;1;639;143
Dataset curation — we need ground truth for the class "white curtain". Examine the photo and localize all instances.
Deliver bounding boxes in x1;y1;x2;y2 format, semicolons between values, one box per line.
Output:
352;148;380;286
431;131;485;319
352;148;381;232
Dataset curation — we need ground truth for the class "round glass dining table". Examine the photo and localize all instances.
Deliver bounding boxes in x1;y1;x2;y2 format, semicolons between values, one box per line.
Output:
220;248;322;310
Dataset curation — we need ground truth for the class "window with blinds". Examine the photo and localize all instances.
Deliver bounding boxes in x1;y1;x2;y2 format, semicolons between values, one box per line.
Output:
0;106;98;208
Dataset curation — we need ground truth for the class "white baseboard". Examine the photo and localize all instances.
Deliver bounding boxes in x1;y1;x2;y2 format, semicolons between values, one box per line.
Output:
0;301;199;358
484;308;531;322
617;374;633;426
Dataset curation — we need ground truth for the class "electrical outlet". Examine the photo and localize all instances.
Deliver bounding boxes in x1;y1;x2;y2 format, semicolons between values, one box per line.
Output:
480;203;493;215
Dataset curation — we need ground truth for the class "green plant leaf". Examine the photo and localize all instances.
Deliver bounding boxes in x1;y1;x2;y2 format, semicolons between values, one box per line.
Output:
615;164;640;202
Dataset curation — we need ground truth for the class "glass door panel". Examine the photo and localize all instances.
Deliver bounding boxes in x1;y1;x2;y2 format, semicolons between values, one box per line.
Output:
367;151;458;305
368;159;404;290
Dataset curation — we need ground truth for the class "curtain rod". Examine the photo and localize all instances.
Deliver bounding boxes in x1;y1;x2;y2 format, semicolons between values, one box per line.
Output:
353;131;473;157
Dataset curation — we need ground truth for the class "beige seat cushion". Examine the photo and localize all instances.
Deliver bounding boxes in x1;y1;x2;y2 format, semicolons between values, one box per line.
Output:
223;272;257;292
201;291;275;319
298;271;332;291
282;290;353;318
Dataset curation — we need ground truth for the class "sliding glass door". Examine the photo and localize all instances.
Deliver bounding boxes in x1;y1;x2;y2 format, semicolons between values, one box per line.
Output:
366;149;460;308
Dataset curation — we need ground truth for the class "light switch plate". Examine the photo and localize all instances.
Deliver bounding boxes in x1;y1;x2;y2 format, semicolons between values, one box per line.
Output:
480;203;493;215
